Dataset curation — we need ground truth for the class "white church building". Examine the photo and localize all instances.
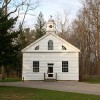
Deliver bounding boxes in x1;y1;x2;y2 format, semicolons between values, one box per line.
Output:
22;17;80;81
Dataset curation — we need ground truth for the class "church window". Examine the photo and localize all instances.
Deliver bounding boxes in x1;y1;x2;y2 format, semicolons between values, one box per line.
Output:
48;40;53;50
33;61;39;72
62;45;66;50
62;61;68;72
35;45;39;50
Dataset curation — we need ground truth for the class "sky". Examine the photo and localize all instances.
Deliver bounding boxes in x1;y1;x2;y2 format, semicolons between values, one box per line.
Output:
22;0;82;28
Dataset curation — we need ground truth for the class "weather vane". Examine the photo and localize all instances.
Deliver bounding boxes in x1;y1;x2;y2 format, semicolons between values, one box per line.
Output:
50;15;52;19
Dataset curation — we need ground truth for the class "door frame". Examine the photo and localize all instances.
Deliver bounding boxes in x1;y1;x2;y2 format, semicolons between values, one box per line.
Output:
47;63;54;78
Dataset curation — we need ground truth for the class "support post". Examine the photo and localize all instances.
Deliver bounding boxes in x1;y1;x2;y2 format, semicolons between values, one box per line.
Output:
56;73;57;80
22;77;24;82
44;73;45;80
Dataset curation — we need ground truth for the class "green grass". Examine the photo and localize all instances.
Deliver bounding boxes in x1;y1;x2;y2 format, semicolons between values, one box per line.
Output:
0;78;21;82
0;86;100;100
83;77;100;84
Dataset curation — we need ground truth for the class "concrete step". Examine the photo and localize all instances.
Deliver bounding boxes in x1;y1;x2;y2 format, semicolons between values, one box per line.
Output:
44;79;57;82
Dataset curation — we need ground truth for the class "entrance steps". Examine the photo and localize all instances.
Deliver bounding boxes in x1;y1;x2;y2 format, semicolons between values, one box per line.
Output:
44;79;57;82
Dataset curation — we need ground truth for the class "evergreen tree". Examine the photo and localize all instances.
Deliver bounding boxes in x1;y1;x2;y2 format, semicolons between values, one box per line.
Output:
0;7;20;78
34;12;46;40
18;24;28;49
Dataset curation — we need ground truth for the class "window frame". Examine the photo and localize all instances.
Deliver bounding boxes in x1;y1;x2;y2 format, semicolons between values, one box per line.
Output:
48;40;53;50
35;45;39;50
62;61;68;72
33;61;39;72
62;45;67;50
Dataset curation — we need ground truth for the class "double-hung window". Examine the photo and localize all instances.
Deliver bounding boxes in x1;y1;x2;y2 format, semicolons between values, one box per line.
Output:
33;61;39;72
62;61;68;72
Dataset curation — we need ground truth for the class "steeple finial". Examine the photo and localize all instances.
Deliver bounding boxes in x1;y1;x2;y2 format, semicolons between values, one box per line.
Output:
48;15;54;22
50;15;52;19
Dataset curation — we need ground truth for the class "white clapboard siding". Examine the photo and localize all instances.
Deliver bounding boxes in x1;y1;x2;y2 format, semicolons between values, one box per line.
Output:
22;52;79;80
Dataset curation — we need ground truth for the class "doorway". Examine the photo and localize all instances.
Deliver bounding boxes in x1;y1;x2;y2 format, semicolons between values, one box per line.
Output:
48;63;53;77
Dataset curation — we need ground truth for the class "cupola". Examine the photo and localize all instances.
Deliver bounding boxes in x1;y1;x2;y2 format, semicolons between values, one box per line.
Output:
46;16;56;33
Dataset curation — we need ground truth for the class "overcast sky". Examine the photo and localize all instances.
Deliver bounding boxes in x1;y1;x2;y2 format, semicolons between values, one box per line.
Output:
23;0;82;28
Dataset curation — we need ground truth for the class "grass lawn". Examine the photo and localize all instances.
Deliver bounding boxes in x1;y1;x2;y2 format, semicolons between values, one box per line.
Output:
83;77;100;84
0;86;100;100
0;78;21;82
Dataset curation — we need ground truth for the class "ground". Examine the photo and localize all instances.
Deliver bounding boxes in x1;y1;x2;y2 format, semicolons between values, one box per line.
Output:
0;86;100;100
0;81;100;95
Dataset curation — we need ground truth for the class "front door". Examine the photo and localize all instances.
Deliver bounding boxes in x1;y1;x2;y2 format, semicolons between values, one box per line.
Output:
48;63;53;78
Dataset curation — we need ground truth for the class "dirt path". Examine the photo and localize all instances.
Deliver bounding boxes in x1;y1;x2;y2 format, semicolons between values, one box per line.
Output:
0;81;100;95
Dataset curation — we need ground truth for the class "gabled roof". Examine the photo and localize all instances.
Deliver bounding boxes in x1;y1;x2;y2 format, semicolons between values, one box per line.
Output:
21;33;50;52
21;33;80;52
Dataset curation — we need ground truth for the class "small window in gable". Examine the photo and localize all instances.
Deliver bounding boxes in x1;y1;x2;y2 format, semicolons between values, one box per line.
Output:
35;45;39;50
62;45;66;50
48;40;53;50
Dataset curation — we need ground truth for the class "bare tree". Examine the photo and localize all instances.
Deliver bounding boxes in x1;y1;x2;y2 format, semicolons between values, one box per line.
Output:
55;10;71;41
71;0;100;77
1;0;39;28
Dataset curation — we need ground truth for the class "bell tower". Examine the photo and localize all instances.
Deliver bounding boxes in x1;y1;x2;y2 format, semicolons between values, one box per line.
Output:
46;16;56;33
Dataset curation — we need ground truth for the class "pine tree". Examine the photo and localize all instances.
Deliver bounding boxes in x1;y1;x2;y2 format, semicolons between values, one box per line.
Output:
0;7;20;78
34;12;46;40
